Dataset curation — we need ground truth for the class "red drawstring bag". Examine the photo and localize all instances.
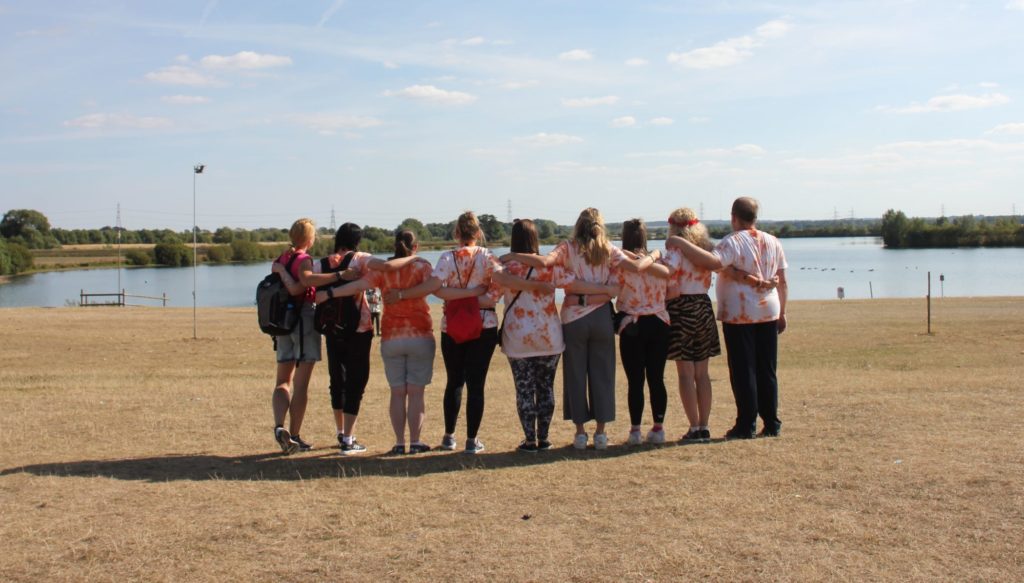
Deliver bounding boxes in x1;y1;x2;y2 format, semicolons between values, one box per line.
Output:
443;255;483;344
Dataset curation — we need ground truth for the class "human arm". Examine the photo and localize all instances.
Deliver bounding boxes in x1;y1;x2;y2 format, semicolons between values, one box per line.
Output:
776;270;788;334
666;236;722;270
382;276;442;305
500;251;557;269
367;255;420;272
491;271;555;294
313;277;372;304
271;261;308;296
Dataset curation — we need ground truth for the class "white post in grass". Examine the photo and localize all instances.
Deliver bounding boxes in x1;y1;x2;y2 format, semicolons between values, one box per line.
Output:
193;163;205;339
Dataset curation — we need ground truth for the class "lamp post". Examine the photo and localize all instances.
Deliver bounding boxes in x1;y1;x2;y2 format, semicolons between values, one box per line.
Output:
193;163;205;339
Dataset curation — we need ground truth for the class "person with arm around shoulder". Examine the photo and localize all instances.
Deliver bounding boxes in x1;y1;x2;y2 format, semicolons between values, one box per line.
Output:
667;197;788;439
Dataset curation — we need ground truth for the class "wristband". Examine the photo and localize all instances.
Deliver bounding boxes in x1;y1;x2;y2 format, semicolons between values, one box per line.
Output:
398;290;403;301
577;294;585;307
326;287;334;299
335;271;342;282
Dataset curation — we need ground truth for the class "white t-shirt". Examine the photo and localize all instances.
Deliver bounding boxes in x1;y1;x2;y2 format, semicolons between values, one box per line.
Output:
549;240;625;324
499;261;575;358
663;247;714;297
713;229;787;324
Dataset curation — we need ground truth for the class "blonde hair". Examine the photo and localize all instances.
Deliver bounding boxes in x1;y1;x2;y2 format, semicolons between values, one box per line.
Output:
668;207;712;251
288;218;316;250
573;207;610;266
452;210;484;244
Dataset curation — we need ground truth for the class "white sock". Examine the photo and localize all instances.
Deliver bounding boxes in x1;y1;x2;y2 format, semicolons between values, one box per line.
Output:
341;434;353;445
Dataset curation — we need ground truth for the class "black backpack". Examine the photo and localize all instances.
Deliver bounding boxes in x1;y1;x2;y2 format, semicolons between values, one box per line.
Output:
314;252;364;339
256;253;302;336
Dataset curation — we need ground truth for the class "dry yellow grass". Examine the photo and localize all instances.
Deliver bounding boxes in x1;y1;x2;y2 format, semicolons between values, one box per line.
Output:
1;298;1022;581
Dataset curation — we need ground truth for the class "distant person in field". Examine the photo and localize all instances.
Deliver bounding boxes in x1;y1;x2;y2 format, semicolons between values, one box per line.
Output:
366;287;382;335
668;197;788;439
318;230;436;455
276;222;375;455
268;218;335;454
504;207;660;450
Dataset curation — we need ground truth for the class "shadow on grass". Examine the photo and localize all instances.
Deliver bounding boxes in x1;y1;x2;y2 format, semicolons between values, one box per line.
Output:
0;440;725;482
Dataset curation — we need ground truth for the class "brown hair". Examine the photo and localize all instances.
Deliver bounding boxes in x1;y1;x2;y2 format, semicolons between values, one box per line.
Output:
452;211;483;244
510;219;539;254
392;229;417;259
731;197;759;225
573;207;610;266
668;207;713;251
288;218;316;251
620;218;648;255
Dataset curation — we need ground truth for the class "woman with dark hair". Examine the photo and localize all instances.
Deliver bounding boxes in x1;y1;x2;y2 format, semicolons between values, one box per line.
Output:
318;230;436;454
503;208;658;450
615;219;672;445
383;211;500;454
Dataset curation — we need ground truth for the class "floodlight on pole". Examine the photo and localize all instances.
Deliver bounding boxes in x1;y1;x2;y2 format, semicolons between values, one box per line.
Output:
193;163;205;340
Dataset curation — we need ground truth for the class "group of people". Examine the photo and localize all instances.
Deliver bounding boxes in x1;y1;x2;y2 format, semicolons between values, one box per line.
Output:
267;197;788;456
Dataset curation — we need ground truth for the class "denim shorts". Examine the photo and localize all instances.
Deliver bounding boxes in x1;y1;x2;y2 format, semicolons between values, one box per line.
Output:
380;337;436;387
276;304;322;363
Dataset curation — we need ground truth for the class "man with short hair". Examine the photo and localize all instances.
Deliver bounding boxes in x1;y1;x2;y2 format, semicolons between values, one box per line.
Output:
668;197;788;439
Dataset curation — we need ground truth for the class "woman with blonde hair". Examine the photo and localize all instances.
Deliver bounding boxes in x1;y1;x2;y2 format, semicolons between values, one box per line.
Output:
269;218;351;454
663;207;721;442
505;207;660;450
384;211;501;454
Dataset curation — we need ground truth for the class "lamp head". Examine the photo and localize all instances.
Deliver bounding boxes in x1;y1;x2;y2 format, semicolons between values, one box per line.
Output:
194;164;205;174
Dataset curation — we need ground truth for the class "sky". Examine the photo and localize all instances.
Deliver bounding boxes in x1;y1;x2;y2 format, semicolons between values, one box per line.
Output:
1;1;1023;231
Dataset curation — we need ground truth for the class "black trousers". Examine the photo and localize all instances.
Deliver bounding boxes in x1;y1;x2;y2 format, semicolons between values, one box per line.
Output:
441;328;498;439
722;321;781;434
325;330;373;416
619;315;669;426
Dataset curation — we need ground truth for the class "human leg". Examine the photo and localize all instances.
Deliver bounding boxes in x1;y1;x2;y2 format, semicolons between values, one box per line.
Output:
722;323;757;436
407;384;426;444
619;322;646;428
676;360;699;428
341;331;373;438
643;316;670;426
754;321;781;435
535;355;559;443
273;361;295;428
325;335;347;434
561;317;592;428
463;327;497;440
440;332;467;436
694;358;712;428
289;361;315;436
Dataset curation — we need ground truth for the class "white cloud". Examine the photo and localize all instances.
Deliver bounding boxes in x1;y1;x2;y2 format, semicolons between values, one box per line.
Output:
514;132;584;147
200;51;292;70
1007;0;1024;10
986;122;1024;135
501;80;539;90
64;113;172;130
317;0;345;28
649;117;674;126
145;65;217;86
382;61;399;69
461;36;485;46
625;58;649;67
544;161;613;174
979;81;1000;88
689;116;711;123
611;116;636;128
467;147;517;160
161;95;210;105
667;18;790;69
288;113;383;134
559;49;593;61
876;93;1010;114
384;85;477;105
561;95;619;108
626;144;765;158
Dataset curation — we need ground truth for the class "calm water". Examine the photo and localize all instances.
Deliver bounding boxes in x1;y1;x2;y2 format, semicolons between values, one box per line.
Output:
2;237;1022;308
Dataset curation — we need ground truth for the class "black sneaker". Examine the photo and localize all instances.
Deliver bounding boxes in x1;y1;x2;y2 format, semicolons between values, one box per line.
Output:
339;438;367;455
275;427;297;454
465;438;485;454
517;440;538;453
724;427;755;440
758;428;780;438
290;434;313;451
537;439;552;451
440;434;457;451
679;429;704;443
389;444;406;455
408;442;431;454
700;429;711;442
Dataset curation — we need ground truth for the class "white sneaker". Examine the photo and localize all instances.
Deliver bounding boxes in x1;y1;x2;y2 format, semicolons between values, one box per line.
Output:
646;428;666;444
594;433;609;450
573;433;588;450
627;430;643;446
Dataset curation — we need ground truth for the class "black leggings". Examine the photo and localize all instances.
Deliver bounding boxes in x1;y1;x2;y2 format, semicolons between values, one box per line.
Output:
619;315;669;426
441;328;498;439
325;331;373;416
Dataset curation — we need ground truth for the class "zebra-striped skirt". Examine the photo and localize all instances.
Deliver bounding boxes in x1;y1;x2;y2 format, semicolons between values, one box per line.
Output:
666;294;722;362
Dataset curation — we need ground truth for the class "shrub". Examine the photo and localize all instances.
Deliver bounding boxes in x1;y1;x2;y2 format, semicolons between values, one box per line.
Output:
124;249;152;266
230;240;262;262
153;242;193;267
205;245;232;264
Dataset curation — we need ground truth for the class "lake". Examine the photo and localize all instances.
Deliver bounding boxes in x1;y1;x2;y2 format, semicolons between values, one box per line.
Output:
2;237;1022;308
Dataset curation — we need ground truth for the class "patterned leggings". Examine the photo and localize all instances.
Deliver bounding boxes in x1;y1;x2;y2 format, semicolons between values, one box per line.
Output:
508;355;560;442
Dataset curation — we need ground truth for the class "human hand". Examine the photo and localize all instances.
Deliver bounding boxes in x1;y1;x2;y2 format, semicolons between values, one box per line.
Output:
327;254;342;269
383;289;401;305
271;262;286;275
537;282;555;294
777;314;787;334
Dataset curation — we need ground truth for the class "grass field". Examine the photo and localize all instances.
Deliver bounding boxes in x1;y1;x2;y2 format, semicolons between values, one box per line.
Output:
1;299;1022;581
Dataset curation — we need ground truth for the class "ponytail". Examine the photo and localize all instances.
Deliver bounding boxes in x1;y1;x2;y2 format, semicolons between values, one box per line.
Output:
573;207;610;266
392;229;417;259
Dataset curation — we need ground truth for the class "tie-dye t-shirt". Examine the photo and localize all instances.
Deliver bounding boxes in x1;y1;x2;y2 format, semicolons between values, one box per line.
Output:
663;247;713;297
498;261;575;358
615;259;670;325
432;245;503;332
362;258;434;341
713;229;788;324
549;240;626;324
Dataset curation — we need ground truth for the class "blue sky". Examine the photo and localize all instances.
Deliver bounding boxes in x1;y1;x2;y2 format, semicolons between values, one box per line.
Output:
1;1;1023;230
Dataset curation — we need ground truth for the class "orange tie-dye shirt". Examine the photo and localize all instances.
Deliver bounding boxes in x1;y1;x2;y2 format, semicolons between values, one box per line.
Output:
549;240;625;324
663;247;713;298
362;259;435;341
432;245;503;332
713;229;788;324
498;261;575;358
615;259;670;325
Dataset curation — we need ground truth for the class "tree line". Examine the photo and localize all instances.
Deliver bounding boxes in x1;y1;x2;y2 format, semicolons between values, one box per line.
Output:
881;210;1024;248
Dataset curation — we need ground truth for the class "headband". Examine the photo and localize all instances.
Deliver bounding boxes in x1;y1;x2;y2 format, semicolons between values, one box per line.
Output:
668;217;700;227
